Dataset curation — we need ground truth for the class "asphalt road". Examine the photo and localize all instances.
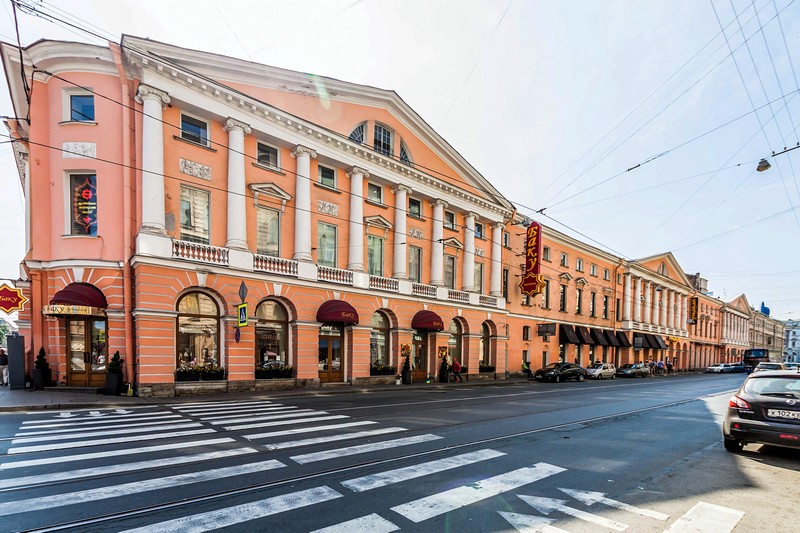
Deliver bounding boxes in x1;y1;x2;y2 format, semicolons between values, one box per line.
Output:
0;373;797;532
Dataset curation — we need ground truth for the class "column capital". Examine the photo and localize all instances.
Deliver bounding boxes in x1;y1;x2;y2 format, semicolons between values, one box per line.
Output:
392;184;412;194
492;221;505;230
291;145;317;159
431;199;449;208
135;84;170;106
224;117;252;135
465;211;479;221
347;166;370;179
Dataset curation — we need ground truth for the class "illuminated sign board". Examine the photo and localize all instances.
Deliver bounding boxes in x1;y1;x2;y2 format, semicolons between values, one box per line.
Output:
519;221;546;297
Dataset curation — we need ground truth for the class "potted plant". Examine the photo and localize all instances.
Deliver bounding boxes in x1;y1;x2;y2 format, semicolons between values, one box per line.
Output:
175;365;201;381
201;365;226;380
32;347;51;390
104;351;123;395
255;363;294;379
401;344;412;384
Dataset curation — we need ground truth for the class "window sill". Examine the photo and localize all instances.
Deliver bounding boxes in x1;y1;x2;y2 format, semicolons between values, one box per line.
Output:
314;182;341;194
407;213;425;221
365;199;387;209
173;135;217;152
475;235;486;241
59;120;97;126
62;234;99;238
444;225;459;233
251;161;286;176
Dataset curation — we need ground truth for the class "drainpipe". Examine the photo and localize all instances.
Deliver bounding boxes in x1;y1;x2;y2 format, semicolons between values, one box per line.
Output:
111;43;135;388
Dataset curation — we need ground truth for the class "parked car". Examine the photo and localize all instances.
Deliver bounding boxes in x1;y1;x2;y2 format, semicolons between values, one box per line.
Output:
533;362;588;383
706;363;736;373
753;362;788;372
616;363;648;378
729;363;746;373
587;362;616;380
723;368;800;452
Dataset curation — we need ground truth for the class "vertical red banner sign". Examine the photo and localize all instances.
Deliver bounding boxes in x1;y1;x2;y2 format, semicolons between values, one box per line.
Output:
519;221;546;296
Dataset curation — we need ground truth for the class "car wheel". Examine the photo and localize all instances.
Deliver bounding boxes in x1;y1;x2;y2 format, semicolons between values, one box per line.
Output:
597;374;602;380
723;438;743;453
611;373;615;379
555;375;560;383
578;374;585;382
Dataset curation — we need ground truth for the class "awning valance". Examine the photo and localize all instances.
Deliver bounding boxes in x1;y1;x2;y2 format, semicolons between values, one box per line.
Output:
652;334;668;350
591;328;609;346
575;326;594;345
634;333;651;349
411;310;444;331
316;300;359;325
559;324;580;345
605;330;621;347
616;331;631;347
43;283;107;317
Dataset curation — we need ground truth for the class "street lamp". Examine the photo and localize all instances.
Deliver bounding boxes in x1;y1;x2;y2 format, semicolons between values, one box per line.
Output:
756;158;771;172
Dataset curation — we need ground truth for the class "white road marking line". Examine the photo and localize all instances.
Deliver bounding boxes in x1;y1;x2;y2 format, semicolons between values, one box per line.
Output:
310;513;400;533
224;414;348;431
498;511;570;533
0;447;258;490
243;421;377;440
341;449;506;492
208;409;315;424
0;438;235;469
118;486;342;533
15;418;193;437
0;460;287;517
8;429;216;454
663;501;745;533
292;434;444;465
264;427;406;450
10;422;202;444
391;462;566;523
21;411;176;427
171;401;275;412
558;487;670;520
196;406;299;419
518;495;628;531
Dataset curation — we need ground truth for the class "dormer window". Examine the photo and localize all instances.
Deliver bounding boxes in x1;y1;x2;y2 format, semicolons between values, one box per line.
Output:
374;124;392;156
400;141;412;165
349;123;365;144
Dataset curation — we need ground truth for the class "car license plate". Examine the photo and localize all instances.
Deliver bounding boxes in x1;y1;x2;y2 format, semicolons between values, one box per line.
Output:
767;409;800;420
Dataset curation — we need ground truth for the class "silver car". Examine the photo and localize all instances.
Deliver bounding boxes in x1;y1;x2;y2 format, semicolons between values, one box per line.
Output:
587;362;616;380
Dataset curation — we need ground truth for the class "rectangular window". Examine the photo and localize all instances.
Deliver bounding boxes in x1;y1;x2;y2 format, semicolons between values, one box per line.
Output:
444;211;456;230
503;232;510;247
543;246;551;261
317;222;337;267
559;284;567;312
542;280;550;308
256;207;280;257
474;263;484;293
603;296;609;319
409;246;422;283
576;258;584;272
319;165;336;188
576;288;583;314
181;114;209;146
604;268;610;280
502;268;509;301
408;198;422;218
70;94;95;122
444;254;456;289
523;349;529;364
523;327;531;341
474;222;484;239
616;298;621;319
590;292;596;317
560;253;568;267
70;174;98;236
180;186;210;244
617;273;622;284
591;264;597;276
257;142;279;168
367;235;384;276
368;183;383;203
374;124;392;156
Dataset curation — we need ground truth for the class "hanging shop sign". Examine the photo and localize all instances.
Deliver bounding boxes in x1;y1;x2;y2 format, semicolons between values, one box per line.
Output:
71;174;98;236
689;297;698;324
519;221;546;297
0;284;28;314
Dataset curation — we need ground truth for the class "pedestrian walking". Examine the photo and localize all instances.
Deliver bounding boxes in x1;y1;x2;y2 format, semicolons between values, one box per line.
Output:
452;359;463;382
666;360;673;374
657;360;664;375
522;361;533;378
439;354;449;383
0;348;8;386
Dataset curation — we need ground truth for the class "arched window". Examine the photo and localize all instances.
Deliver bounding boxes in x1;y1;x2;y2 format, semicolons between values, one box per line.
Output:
522;325;531;341
176;292;219;369
448;319;462;364
374;123;392;156
349;122;366;144
480;322;491;365
370;311;390;365
399;140;412;165
255;300;289;368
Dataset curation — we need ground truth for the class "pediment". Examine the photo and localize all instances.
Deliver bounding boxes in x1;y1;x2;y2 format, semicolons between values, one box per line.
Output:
442;237;463;249
364;215;393;230
727;294;751;314
574;277;588;286
559;272;573;281
634;252;691;287
248;182;292;210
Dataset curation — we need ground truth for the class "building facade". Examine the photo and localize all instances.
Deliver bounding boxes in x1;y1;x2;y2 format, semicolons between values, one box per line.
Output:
784;319;799;363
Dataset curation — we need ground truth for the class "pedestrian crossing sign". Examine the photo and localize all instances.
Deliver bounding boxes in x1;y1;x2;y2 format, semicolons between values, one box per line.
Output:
237;303;248;327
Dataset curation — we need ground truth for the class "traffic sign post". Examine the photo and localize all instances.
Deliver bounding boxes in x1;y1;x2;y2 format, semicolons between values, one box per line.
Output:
237;303;248;328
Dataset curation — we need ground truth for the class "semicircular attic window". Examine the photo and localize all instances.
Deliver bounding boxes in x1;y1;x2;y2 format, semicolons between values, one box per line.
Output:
349;123;365;144
400;141;412;165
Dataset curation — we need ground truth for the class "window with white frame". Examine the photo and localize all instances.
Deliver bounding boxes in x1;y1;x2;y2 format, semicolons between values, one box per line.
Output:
474;222;484;239
374;123;392;156
409;246;422;282
69;174;98;236
256;142;279;168
543;246;551;261
408;198;422;218
367;183;383;203
603;295;609;319
560;253;568;267
523;326;531;341
590;292;596;317
399;141;412;164
542;280;550;308
181;114;209;146
349;123;365;144
317;222;337;267
180;186;210;244
474;262;484;293
367;235;384;276
559;284;567;311
576;288;583;314
70;94;95;122
444;211;456;230
318;165;336;188
503;232;510;247
256;207;280;257
603;268;610;280
444;254;456;289
576;258;584;271
590;264;597;276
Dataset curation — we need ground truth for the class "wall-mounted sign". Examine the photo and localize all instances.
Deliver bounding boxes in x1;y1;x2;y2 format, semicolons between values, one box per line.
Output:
237;303;248;328
0;284;28;313
71;174;97;236
42;304;105;317
519;221;546;297
689;297;698;324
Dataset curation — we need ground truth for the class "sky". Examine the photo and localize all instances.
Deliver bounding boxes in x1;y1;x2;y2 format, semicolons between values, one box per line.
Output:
0;0;798;320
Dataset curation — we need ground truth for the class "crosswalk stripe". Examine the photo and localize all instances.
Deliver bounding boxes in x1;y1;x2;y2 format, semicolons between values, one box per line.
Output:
8;429;216;455
341;449;506;492
21;412;178;428
498;511;568;533
118;486;343;533
264;427;407;450
0;447;259;490
390;462;567;523
310;513;400;533
0;460;287;517
243;421;377;440
664;501;745;533
0;438;235;469
196;406;299;419
291;434;443;465
171;401;275;412
208;409;316;425
11;422;202;444
15;418;193;437
224;414;348;431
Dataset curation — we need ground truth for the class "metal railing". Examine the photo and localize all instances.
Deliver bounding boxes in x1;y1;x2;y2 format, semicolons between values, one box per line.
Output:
172;240;229;265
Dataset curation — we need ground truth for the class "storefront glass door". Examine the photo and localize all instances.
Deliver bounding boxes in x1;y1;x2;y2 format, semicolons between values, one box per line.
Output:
318;325;343;383
68;319;107;387
412;330;427;381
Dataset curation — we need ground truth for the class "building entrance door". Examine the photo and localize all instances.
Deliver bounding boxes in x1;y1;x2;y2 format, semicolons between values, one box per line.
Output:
318;325;343;383
412;330;427;381
67;318;107;387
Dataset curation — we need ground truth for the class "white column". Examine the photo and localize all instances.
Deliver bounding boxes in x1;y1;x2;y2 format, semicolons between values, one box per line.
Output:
347;167;368;272
490;222;503;297
634;277;642;322
224;118;251;250
135;85;170;234
462;212;476;292
667;290;675;329
392;185;410;279
291;145;316;262
622;273;632;321
430;200;447;286
681;294;687;331
644;281;652;324
660;290;667;327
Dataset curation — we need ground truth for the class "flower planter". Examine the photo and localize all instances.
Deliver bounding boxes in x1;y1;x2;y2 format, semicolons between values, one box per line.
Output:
104;373;123;395
175;373;200;382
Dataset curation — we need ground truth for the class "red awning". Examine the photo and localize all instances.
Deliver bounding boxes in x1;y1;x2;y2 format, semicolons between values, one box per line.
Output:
616;331;632;347
316;300;359;325
50;283;107;308
559;324;580;345
411;310;444;331
575;326;595;345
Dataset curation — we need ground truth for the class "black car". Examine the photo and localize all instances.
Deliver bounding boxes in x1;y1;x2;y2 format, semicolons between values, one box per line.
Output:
723;369;800;452
533;362;588;383
616;363;649;378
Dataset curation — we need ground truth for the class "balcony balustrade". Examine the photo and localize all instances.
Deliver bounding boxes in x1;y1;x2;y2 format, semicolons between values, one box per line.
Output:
369;275;399;292
172;240;229;265
254;254;299;277
318;266;354;285
479;295;497;307
448;289;470;303
412;283;437;299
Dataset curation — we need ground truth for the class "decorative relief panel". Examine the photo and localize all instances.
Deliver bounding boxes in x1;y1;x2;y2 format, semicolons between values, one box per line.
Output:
180;158;211;180
475;248;485;257
408;228;424;239
317;200;338;216
62;142;96;159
